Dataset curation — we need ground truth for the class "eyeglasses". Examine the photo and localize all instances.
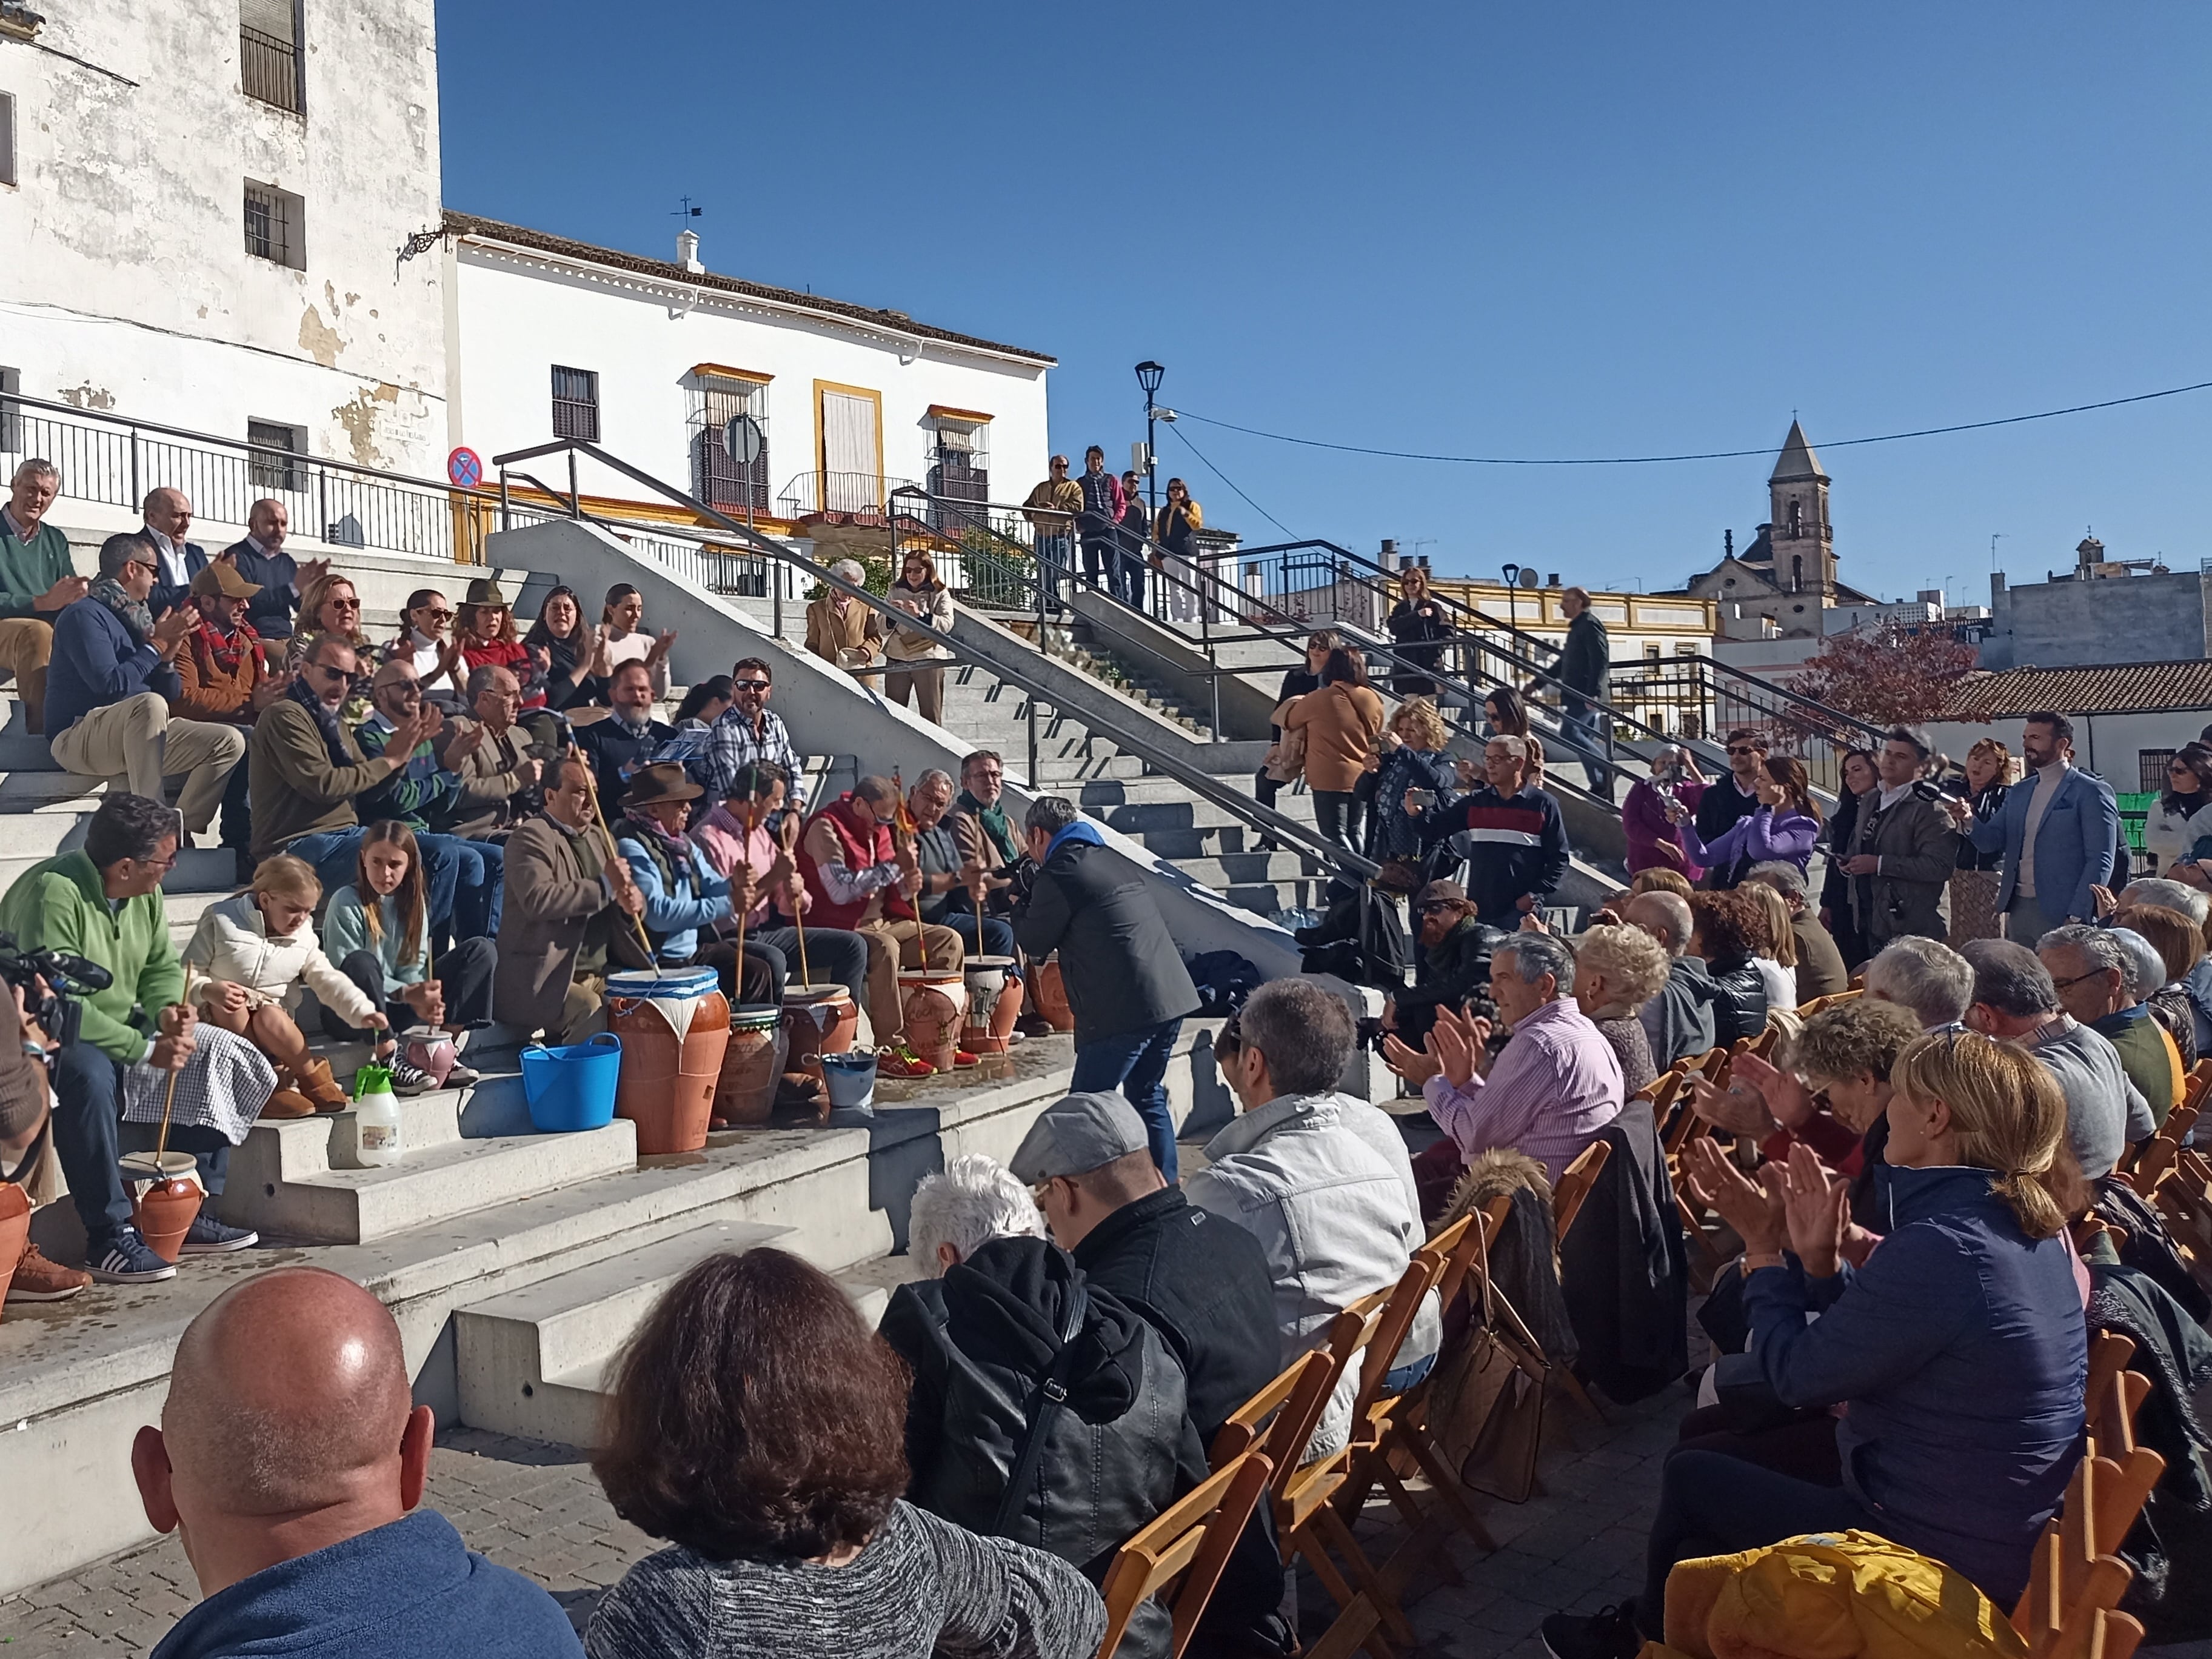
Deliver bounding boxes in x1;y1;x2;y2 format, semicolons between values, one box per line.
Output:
421;607;455;623
481;689;521;704
1415;900;1461;915
327;597;361;611
2047;968;2109;992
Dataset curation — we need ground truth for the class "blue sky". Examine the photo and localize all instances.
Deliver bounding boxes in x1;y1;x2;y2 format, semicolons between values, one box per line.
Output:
436;2;2210;607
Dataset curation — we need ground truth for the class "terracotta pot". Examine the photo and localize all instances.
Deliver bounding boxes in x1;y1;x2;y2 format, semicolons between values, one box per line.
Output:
1033;958;1076;1032
713;1006;785;1127
607;969;732;1155
133;1178;204;1264
781;984;859;1080
0;1183;30;1318
899;970;969;1073
960;957;1026;1054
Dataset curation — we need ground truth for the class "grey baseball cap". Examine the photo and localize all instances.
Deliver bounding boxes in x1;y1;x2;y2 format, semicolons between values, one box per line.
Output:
1007;1091;1151;1182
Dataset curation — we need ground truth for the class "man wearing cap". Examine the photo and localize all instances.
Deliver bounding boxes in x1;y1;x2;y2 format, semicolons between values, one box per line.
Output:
1011;1090;1277;1446
169;561;291;874
47;531;247;846
1386;879;1504;1047
610;763;774;1004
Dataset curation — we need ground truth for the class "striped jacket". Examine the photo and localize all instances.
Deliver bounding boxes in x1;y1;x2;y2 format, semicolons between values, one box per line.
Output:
1422;783;1571;920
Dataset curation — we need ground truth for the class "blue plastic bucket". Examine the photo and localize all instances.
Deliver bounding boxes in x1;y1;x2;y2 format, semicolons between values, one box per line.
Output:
520;1032;623;1132
820;1051;877;1114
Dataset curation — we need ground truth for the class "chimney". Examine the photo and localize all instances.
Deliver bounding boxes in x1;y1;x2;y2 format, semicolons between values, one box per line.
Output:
1724;528;1734;559
676;229;704;273
1379;538;1400;570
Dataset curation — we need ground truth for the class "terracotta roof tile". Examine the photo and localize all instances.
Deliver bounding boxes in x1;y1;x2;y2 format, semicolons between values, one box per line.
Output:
443;211;1055;366
1945;659;2212;719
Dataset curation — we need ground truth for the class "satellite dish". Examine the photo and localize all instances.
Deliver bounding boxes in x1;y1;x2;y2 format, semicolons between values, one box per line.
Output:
1518;569;1540;590
723;415;764;466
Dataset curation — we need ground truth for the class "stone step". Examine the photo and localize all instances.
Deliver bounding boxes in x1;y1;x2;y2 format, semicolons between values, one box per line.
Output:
455;1216;794;1446
218;1093;638;1244
0;846;239;895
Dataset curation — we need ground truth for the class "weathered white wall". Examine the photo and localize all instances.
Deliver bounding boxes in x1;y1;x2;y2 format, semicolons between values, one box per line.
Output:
447;236;1049;514
0;0;447;474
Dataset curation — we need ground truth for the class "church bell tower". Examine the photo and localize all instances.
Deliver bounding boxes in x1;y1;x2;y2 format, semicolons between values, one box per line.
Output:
1765;421;1835;596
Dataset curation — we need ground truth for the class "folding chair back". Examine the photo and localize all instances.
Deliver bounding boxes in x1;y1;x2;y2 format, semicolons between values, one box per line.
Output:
2180;1062;2212;1120
1095;1449;1275;1659
1552;1140;1612;1244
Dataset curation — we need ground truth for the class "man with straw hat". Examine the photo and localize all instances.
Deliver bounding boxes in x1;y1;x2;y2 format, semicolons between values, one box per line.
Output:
0;792;255;1284
610;763;775;1005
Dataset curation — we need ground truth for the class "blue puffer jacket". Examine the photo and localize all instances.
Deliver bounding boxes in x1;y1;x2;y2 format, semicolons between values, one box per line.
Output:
1743;1163;2087;1606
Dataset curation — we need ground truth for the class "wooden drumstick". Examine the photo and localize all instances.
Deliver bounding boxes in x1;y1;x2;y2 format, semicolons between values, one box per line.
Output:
575;743;663;982
891;768;927;975
732;795;762;987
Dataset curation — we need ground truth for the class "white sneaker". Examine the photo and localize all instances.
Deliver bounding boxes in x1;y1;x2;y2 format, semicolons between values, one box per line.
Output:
387;1058;436;1096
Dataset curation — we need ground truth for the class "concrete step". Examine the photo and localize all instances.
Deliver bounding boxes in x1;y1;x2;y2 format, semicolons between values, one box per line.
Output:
0;845;238;895
455;1216;793;1446
219;1086;638;1244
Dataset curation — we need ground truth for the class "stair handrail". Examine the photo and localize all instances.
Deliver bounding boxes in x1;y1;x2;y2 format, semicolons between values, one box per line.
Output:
490;439;1378;885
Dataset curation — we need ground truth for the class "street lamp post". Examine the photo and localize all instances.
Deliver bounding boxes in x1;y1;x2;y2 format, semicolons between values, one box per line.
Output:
1501;562;1521;679
1135;361;1166;515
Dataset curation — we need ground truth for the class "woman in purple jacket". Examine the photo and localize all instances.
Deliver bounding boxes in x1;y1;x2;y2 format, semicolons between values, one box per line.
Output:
1666;756;1821;878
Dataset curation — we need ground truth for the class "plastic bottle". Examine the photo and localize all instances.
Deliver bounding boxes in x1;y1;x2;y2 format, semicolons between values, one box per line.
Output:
352;1062;404;1168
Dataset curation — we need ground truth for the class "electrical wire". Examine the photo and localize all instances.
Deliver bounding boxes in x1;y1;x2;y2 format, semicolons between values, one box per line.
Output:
1169;377;2212;467
1160;421;1303;542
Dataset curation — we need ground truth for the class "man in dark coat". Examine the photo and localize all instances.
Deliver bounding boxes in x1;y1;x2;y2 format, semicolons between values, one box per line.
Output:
1014;796;1200;1180
1696;729;1769;889
219;497;324;640
1557;585;1612;798
1386;879;1503;1045
572;660;675;809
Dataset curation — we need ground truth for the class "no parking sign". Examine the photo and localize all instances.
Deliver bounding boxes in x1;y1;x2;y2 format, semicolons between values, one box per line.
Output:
447;446;484;489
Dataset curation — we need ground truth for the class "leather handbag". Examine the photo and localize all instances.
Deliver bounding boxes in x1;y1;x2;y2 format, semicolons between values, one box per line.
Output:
1428;1213;1550;1502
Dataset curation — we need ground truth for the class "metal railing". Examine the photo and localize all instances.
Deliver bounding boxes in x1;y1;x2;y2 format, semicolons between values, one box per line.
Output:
1;391;483;561
774;470;922;518
491;438;1377;889
239;26;301;112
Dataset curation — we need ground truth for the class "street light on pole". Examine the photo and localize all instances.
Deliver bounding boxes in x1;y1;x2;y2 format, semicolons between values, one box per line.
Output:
1135;361;1166;515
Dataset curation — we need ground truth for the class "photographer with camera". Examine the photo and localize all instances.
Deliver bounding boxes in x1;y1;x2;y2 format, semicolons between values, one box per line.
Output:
0;792;243;1285
0;976;82;1303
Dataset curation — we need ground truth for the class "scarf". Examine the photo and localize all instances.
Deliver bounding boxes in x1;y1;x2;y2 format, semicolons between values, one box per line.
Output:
87;576;153;646
191;607;264;679
286;676;354;770
621;806;695;875
956;789;1021;867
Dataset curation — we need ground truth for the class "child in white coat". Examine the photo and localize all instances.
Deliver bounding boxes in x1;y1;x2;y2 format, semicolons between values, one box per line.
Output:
181;855;390;1117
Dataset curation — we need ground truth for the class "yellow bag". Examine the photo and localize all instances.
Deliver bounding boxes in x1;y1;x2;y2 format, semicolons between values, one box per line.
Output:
1662;1531;2027;1659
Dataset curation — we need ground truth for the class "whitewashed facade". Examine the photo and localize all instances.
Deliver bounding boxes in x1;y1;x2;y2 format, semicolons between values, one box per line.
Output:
0;0;449;481
442;215;1054;530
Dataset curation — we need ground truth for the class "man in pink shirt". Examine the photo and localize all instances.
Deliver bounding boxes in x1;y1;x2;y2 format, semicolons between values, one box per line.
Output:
1402;929;1623;1183
690;762;868;1010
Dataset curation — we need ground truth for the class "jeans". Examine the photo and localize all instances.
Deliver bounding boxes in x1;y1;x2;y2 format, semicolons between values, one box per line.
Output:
747;926;870;1007
1637;1449;1873;1636
218;741;254;850
1312;789;1363;855
1561;698;1611;796
1070;1016;1183;1180
940;912;1018;961
2005;891;2059;945
295;827;499;946
324;938;498;1037
1080;536;1117;590
1035;535;1073;604
50;1043;230;1243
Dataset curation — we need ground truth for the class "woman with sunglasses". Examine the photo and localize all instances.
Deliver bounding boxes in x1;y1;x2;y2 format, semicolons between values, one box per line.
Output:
385;587;468;712
1151;477;1203;623
287;572;377;720
2144;743;2212;878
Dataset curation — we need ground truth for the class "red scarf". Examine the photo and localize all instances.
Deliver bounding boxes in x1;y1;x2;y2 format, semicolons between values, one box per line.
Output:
191;606;266;680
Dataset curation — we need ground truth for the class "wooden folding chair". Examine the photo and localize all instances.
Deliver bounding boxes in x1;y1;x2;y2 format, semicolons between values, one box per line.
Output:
2083;1332;2136;1426
1211;1307;1411;1659
2152;1149;2212;1289
2180;1061;2212;1118
1095;1449;1275;1659
1552;1141;1611;1245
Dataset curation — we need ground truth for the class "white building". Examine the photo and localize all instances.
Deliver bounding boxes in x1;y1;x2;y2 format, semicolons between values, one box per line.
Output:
442;213;1054;538
0;0;449;486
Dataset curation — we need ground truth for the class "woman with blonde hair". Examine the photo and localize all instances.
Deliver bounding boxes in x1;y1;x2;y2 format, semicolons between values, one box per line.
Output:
181;853;389;1117
1369;696;1456;863
287;572;376;716
1386;564;1450;696
881;549;954;724
1946;736;2016;941
1544;1029;2087;1657
1743;881;1799;1015
1574;922;1670;1096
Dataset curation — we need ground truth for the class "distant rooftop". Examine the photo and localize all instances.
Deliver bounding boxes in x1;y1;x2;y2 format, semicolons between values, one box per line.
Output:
444;211;1057;366
1947;659;2212;719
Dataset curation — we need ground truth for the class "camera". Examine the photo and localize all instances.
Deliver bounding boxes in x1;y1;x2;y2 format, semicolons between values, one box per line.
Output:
0;929;113;1053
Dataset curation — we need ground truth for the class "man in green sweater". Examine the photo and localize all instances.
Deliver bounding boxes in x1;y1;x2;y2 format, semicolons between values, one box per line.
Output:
0;792;244;1284
1;459;94;732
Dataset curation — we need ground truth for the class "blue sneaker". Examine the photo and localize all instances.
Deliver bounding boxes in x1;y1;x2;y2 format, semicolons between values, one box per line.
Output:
88;1228;177;1284
179;1215;259;1254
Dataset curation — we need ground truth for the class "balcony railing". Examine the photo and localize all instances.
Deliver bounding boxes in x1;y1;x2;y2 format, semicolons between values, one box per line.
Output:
239;26;301;112
774;470;923;519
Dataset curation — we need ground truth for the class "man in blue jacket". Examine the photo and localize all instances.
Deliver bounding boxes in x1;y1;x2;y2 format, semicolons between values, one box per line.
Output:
47;532;246;841
612;763;773;1004
1943;710;2116;944
134;1267;583;1659
219;497;329;641
1415;734;1571;924
139;486;209;619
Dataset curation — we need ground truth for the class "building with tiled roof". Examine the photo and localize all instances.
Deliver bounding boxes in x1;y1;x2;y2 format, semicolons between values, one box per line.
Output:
1927;659;2212;798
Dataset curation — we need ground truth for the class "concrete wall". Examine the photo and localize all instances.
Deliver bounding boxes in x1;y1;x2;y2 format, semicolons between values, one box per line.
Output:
0;0;448;475
448;241;1049;517
1982;570;2212;671
486;518;1302;980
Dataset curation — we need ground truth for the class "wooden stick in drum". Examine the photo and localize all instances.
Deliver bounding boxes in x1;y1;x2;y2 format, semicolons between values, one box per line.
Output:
153;1048;180;1166
891;769;927;975
574;744;663;982
732;796;760;983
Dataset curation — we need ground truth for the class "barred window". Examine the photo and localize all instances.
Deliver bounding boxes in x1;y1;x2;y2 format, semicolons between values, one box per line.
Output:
0;91;16;189
247;419;306;491
244;181;305;269
551;366;600;442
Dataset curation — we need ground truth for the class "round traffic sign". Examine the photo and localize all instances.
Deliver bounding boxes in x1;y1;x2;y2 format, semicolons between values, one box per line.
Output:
447;446;484;488
723;415;764;466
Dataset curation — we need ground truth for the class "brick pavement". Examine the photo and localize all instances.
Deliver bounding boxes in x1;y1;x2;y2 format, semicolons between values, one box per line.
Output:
10;1406;2212;1659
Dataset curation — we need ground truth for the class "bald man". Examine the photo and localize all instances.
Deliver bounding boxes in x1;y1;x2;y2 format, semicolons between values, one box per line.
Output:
139;486;209;619
133;1267;581;1657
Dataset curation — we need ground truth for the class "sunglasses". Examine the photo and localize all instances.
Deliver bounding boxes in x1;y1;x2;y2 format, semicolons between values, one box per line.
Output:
732;679;770;691
327;596;361;610
1726;745;1765;757
1416;900;1462;915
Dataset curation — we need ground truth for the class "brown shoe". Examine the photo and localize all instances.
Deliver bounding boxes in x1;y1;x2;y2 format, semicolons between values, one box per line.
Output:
8;1238;90;1302
296;1056;349;1113
262;1086;318;1119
